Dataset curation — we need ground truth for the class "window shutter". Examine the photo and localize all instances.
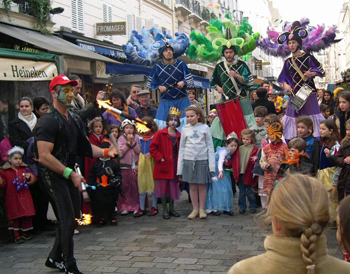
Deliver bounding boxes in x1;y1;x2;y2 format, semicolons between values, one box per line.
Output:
71;0;77;30
103;4;113;40
77;0;84;32
135;16;142;33
127;14;134;38
72;0;84;32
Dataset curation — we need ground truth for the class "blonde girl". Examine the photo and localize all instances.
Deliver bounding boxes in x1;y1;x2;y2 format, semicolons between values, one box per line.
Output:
228;174;350;274
177;105;215;220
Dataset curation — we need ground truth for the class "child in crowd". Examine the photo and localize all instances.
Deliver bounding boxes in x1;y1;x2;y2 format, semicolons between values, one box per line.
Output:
250;106;268;148
320;104;331;119
0;147;37;243
178;105;215;220
85;117;106;179
260;122;288;206
134;116;159;217
337;195;350;262
187;89;202;109
88;142;122;227
334;118;350;203
334;91;350;139
117;119;141;215
237;129;258;214
278;137;315;176
206;137;239;216
318;119;341;222
296;116;320;173
149;107;182;219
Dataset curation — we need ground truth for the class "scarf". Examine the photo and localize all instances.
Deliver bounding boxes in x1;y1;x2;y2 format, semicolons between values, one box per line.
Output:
283;152;309;167
107;104;129;124
18;112;37;132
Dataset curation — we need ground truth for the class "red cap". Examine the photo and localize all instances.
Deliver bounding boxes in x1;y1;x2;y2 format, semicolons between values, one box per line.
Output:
49;75;78;91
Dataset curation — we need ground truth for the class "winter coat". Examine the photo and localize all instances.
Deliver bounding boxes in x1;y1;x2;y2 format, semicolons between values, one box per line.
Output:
334;139;350;202
9;118;33;152
149;127;181;180
252;98;277;114
278;155;316;177
0;162;37;220
228;235;350;274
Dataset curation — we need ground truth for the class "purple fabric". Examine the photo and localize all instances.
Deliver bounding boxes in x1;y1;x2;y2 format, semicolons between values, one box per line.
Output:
283;94;324;140
117;169;139;212
153;179;181;200
102;107;138;127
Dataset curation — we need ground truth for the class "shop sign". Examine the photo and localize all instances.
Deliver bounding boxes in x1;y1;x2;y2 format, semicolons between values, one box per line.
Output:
96;22;126;35
0;58;58;81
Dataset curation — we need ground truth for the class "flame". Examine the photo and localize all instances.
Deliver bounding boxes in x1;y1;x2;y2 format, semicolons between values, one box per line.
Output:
135;118;150;134
76;214;92;225
97;99;112;109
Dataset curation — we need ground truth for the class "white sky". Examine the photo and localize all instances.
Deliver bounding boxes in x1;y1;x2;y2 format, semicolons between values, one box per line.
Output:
272;0;345;27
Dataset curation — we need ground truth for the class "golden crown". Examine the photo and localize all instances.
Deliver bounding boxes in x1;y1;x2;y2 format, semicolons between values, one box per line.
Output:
168;107;181;117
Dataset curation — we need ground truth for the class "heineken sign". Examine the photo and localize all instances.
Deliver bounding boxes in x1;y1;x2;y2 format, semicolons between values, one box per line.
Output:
96;22;126;35
0;58;58;81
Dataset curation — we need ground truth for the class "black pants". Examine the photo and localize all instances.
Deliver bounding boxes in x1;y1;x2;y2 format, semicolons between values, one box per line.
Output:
30;182;49;232
40;168;81;268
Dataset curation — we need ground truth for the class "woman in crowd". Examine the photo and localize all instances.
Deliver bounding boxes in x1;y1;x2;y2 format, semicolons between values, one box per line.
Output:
33;97;50;118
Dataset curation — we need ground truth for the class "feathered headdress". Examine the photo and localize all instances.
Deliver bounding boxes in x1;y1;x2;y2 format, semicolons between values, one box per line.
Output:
257;18;341;58
122;27;190;66
186;14;260;62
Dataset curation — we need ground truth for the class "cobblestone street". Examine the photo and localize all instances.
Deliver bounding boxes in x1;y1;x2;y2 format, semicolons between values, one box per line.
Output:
0;194;341;274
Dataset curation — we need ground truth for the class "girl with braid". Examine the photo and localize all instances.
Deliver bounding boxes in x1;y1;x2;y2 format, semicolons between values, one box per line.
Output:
228;173;350;274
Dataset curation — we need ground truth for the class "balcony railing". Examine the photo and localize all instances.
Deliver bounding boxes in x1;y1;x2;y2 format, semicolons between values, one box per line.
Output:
200;7;217;23
176;0;191;10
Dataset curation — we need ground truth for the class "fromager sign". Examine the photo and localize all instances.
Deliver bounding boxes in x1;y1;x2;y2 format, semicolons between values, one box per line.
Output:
96;22;126;36
0;58;58;81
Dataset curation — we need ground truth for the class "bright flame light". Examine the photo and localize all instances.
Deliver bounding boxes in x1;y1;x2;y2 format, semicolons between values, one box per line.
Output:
76;214;92;225
135;118;150;134
97;99;112;109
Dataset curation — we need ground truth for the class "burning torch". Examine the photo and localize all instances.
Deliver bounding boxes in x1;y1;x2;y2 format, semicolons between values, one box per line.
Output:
74;164;90;204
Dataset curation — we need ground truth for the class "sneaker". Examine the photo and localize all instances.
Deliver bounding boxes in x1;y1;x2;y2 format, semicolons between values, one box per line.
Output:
211;211;220;216
65;264;83;274
111;216;117;226
133;208;145;218
148;207;159;216
74;229;80;235
45;257;65;272
120;210;128;215
250;209;257;214
14;236;24;244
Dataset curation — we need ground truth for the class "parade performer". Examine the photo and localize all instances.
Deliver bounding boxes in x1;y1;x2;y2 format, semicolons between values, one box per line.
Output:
36;75;118;274
147;41;194;131
257;19;340;141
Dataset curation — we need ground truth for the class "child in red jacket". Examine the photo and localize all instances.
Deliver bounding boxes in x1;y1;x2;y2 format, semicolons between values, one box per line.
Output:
149;108;181;219
0;146;37;243
236;129;258;214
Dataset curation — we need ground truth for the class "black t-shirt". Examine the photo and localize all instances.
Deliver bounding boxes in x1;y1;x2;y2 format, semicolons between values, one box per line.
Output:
35;109;91;168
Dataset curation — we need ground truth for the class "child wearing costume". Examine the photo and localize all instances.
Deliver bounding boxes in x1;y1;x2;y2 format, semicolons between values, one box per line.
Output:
117;119;141;215
88;141;122;227
149;107;182;219
0;146;37;243
134;116;159;217
206;137;239;215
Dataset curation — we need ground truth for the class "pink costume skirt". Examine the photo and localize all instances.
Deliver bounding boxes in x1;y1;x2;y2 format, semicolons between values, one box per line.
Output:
154;179;181;201
117;169;139;212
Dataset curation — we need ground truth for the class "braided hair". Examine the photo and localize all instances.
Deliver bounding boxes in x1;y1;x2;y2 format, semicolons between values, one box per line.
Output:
267;174;330;274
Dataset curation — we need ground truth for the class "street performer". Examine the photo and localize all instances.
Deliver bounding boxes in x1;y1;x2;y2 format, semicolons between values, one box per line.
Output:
210;28;256;129
35;75;117;274
147;41;194;131
277;21;325;141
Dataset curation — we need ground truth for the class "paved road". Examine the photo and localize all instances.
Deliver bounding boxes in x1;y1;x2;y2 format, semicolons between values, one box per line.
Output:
0;194;342;274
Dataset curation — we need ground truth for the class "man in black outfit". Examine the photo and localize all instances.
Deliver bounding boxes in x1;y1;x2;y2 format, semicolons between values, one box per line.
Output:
35;75;117;274
251;87;277;115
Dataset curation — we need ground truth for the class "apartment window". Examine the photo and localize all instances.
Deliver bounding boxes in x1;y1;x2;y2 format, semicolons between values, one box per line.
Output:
72;0;84;33
103;3;113;41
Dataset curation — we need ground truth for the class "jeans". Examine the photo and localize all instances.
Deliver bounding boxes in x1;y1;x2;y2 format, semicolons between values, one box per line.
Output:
238;174;257;211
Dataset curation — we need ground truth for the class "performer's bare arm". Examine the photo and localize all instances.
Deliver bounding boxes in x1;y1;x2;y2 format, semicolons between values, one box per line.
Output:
37;140;85;191
91;143;118;159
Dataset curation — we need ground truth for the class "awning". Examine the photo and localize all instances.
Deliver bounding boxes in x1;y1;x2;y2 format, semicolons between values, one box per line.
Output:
77;41;127;60
106;63;211;88
0;48;55;62
0;23;119;64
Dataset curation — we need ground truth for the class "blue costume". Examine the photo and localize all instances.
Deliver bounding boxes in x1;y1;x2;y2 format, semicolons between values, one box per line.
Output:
147;42;194;131
205;147;233;212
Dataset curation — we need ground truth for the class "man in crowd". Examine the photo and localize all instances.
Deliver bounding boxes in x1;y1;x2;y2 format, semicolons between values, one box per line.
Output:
36;75;117;274
252;87;277;114
135;90;157;119
68;75;85;110
126;84;141;109
261;80;271;92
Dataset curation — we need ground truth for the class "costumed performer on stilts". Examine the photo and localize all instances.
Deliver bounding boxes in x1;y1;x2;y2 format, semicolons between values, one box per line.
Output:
277;21;325;141
147;42;194;131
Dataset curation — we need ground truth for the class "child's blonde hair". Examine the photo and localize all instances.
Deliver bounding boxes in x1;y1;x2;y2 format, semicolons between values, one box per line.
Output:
241;129;256;144
341;119;350;146
185;105;205;123
88;117;106;135
266;174;329;274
